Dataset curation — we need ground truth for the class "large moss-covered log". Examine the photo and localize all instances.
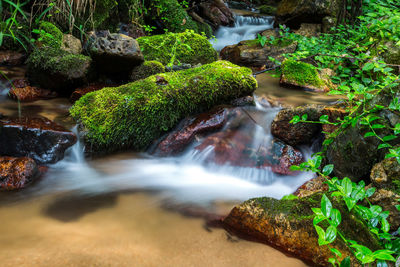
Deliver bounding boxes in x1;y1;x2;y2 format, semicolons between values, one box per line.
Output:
223;194;382;266
137;31;218;66
70;61;257;152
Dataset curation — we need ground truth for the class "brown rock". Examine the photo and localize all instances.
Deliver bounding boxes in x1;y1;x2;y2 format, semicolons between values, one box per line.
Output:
368;188;400;232
8;86;57;102
0;117;77;164
294;23;321;37
294;175;329;198
199;0;234;28
156;107;229;155
271;105;324;146
0;157;39;190
220;39;297;68
321;105;348;134
10;78;30;88
0;50;26;66
70;83;108;103
61;34;83;55
223;194;381;266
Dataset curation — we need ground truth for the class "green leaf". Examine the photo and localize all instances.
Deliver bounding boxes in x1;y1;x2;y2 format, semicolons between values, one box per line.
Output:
315;225;327;246
383;135;397;142
378;143;391;149
381;218;390;233
330;209;341;227
364;132;376;138
371;124;385;129
363;62;374;71
339;256;351;267
330;248;342;258
322;164;334;176
313;215;325;226
321;194;332;218
319;115;329;123
371;250;396;261
281;194;299;200
366;187;376;198
325;225;337;243
342;177;352;196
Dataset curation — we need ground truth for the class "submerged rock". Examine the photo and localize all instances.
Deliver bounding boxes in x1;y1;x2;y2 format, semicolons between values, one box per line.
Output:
196;129;303;175
70;61;257;153
220;39;297;69
223;194;381;266
156;107;229;156
271;105;324;146
0;117;77;164
137;31;218;66
8;86;57;102
27;48;92;94
89;32;144;74
0;156;39;190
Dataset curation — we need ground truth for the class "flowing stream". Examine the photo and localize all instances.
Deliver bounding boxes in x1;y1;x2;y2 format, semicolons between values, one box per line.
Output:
0;14;339;264
210;15;274;51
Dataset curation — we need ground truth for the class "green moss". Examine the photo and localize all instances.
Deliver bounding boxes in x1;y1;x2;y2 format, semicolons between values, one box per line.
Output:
250;193;381;250
27;48;91;76
130;61;165;81
259;5;277;15
70;61;257;152
195;21;213;38
149;0;198;33
281;59;324;87
38;21;63;48
137;31;218;66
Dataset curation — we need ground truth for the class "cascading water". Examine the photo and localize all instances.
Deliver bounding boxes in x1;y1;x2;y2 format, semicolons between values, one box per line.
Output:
210;15;274;51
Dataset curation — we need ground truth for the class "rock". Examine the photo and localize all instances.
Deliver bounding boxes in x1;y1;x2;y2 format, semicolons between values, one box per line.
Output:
321;105;348;134
130;61;165;82
223;194;382;266
27;48;92;94
61;34;83;55
70;61;257;152
370;158;400;194
220;39;297;68
0;50;26;66
230;96;255;107
280;59;333;92
89;32;144;74
199;0;235;28
0;157;39;190
196;129;303;175
70;83;108;103
322;16;337;33
260;28;281;39
0;117;77;164
118;23;146;39
294;23;321;37
326;90;400;182
8;86;57;102
271;105;324;146
155;107;229;156
368;187;400;232
228;1;249;10
276;0;341;29
294;176;329;198
137;31;218;66
10;78;30;88
37;22;63;49
382;41;400;67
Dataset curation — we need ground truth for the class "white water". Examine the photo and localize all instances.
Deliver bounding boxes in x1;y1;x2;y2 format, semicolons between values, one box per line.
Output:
18;100;314;205
210;15;274;51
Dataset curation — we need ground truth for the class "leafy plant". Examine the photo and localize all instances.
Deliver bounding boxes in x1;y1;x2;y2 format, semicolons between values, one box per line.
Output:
257;33;267;47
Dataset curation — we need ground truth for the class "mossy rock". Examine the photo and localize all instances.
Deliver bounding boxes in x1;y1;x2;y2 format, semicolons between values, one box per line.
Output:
280;59;333;91
223;193;382;266
148;0;199;33
70;60;257;152
259;5;277;15
130;61;165;81
137;31;218;66
27;48;92;93
38;21;63;49
92;0;119;29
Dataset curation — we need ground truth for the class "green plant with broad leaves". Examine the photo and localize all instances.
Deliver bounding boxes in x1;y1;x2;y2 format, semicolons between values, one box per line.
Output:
257;33;267;47
291;156;400;266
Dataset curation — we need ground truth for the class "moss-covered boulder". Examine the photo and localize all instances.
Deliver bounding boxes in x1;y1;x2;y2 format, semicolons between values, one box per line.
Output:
70;61;257;152
130;61;165;81
382;42;400;68
220;38;297;69
137;31;218;66
37;21;63;48
27;48;92;93
223;194;382;266
276;0;341;29
280;59;333;92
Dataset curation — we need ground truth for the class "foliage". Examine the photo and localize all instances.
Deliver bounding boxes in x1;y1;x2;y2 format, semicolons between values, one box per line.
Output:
275;0;400;265
137;30;218;66
70;61;257;152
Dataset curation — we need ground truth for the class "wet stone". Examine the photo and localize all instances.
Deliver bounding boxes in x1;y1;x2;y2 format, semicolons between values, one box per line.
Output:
0;156;39;190
8;86;57;102
0;117;77;164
